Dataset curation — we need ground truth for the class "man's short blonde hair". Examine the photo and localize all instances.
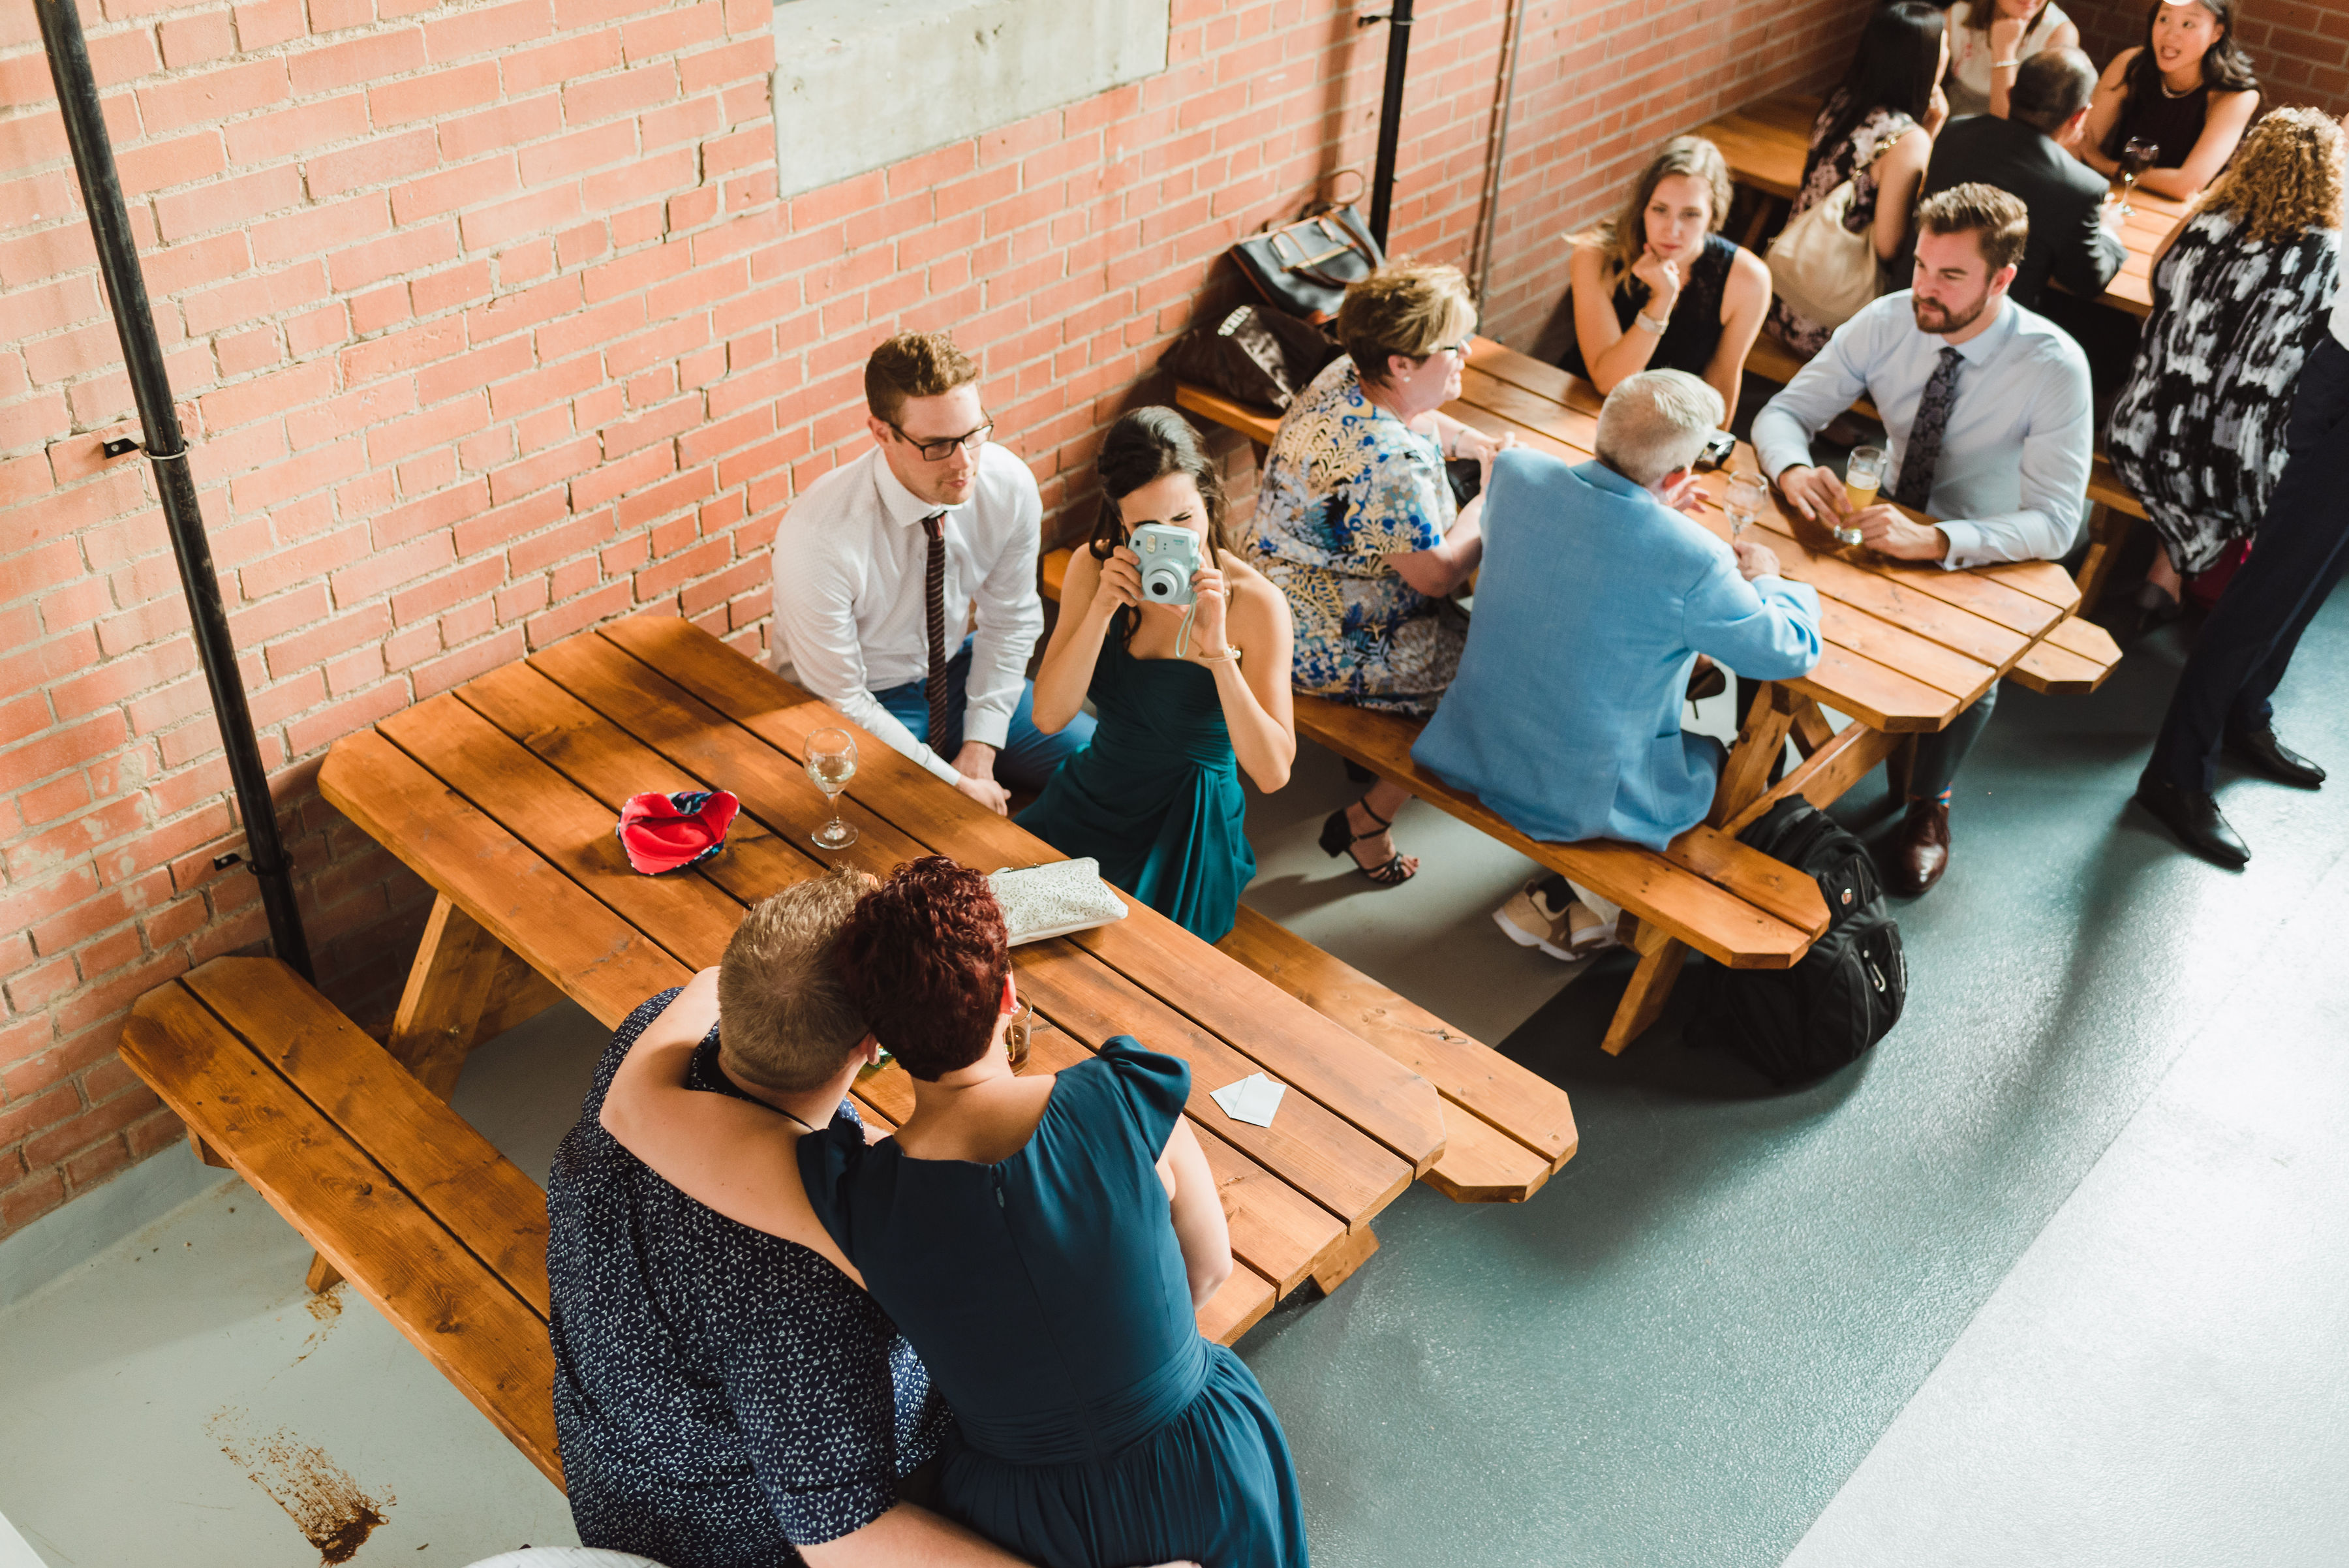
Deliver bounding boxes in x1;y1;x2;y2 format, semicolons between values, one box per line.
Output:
1594;369;1723;487
715;871;874;1093
865;330;978;426
1336;263;1478;388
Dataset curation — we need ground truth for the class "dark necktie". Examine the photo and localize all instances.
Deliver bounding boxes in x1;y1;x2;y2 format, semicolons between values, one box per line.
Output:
1892;346;1964;511
921;511;952;749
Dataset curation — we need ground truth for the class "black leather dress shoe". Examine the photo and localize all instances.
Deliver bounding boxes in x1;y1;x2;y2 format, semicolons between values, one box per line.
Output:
2224;725;2326;788
2133;776;2250;867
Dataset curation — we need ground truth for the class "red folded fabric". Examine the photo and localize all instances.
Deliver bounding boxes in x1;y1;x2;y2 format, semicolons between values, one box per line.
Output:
615;789;739;875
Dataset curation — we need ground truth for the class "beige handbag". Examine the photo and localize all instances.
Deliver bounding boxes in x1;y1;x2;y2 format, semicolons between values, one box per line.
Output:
1766;155;1889;330
988;859;1129;945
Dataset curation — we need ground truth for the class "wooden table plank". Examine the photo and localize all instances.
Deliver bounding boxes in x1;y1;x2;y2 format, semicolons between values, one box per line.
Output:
320;730;690;1028
594;616;1452;1176
121;984;562;1486
180;958;554;1316
461;655;1393;1263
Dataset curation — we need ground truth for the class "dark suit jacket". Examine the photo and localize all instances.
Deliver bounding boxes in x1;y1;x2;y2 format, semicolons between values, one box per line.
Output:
1921;114;2126;311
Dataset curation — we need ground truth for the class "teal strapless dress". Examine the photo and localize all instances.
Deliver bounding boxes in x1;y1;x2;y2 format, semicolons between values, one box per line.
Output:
1015;635;1256;942
798;1040;1310;1568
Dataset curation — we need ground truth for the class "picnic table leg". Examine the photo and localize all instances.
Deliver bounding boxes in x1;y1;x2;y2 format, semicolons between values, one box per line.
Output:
1708;683;1798;829
389;894;516;1100
2071;503;2134;619
189;1130;229;1168
1601;920;1688;1056
1788;697;1834;761
1308;1224;1382;1296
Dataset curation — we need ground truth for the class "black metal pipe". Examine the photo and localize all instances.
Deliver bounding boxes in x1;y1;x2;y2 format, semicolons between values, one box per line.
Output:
35;0;314;981
1366;0;1415;251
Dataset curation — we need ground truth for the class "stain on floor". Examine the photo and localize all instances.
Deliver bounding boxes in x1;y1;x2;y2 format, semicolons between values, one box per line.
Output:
208;1408;392;1565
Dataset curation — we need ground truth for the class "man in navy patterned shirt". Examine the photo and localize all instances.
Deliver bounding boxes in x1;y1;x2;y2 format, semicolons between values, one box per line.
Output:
546;874;985;1567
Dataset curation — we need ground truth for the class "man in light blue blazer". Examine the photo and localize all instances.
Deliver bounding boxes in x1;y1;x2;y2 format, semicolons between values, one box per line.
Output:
1412;369;1822;959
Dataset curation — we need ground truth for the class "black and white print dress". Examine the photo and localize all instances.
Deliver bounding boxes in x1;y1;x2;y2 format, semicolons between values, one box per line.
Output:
545;992;949;1568
2106;211;2341;573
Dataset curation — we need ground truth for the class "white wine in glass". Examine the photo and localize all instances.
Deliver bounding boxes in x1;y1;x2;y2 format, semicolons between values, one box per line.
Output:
805;728;857;850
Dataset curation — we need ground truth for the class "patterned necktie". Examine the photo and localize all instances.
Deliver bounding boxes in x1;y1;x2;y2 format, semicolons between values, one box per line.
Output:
1892;346;1964;511
921;511;952;749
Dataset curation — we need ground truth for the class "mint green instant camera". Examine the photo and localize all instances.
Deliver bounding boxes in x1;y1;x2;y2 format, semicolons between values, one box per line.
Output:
1129;523;1199;606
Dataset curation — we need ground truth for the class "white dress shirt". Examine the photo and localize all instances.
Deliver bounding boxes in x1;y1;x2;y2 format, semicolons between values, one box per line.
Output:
771;441;1045;785
1753;291;2094;569
2333;282;2349;350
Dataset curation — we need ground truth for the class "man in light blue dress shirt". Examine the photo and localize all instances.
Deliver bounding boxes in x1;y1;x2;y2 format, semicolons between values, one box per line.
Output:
1753;184;2093;897
1413;371;1822;959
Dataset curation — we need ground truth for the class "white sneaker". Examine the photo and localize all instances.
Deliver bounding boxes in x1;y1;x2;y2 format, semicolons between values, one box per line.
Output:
1494;878;1616;961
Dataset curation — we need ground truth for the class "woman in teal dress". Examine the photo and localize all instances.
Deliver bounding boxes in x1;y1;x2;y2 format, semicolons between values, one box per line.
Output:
601;859;1310;1568
1019;408;1296;943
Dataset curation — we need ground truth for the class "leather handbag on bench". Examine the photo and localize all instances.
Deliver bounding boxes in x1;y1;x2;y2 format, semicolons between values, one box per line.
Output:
1230;204;1385;323
1160;303;1342;414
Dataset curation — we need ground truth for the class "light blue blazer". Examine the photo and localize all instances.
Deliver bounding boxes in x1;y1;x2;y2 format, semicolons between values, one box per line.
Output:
1412;450;1823;851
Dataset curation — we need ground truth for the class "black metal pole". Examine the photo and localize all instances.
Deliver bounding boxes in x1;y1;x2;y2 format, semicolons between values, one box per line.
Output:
1366;0;1415;251
35;0;314;981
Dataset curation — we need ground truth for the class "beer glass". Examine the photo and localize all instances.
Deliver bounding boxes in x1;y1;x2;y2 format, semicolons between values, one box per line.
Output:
1839;447;1885;547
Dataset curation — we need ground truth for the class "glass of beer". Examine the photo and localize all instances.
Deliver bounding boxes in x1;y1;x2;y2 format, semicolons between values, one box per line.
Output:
805;728;857;849
1839;446;1885;547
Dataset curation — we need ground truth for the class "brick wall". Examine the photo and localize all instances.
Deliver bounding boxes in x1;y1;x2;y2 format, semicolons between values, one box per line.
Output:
2069;0;2349;118
0;0;1869;1238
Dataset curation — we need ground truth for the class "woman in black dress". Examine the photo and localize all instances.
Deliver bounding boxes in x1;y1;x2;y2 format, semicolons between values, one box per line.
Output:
1562;134;1772;418
2105;107;2341;634
2078;0;2259;200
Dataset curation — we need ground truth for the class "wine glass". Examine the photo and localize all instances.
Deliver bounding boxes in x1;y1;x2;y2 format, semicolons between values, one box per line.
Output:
2114;136;2156;217
1724;471;1768;544
805;728;857;850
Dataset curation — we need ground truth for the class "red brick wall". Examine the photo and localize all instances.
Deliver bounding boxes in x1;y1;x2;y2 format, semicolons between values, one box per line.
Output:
0;0;1869;1238
2070;0;2349;118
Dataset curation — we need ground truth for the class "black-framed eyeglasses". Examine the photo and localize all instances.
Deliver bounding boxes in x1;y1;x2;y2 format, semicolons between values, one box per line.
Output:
1432;339;1473;360
889;420;994;461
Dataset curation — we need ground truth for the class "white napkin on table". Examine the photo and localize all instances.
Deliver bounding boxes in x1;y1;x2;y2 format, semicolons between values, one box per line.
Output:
1210;1073;1286;1128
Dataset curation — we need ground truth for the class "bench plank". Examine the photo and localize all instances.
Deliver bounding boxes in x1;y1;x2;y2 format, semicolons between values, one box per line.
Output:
180;958;555;1317
596;617;1451;1178
1220;906;1577;1169
1173;383;1280;446
1292;694;1820;968
121;979;562;1486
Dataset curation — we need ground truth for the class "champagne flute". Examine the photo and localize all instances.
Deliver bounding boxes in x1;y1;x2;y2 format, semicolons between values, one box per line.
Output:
2114;136;2156;218
1839;446;1885;548
1724;471;1768;544
805;728;857;850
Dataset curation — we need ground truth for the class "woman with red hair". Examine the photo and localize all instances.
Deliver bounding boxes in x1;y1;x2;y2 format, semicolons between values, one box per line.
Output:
603;857;1308;1568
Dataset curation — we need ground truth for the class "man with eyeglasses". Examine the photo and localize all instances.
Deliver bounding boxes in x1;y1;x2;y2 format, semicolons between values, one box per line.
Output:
772;331;1093;811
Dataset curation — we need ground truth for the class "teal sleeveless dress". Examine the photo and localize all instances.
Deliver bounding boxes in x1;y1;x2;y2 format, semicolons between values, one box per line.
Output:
1015;632;1256;942
797;1039;1310;1568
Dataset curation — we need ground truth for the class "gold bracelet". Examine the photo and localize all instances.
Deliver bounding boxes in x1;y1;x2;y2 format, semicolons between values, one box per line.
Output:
1194;645;1242;667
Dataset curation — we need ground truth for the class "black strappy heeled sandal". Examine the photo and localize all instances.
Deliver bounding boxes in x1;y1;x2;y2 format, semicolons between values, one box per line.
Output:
1319;795;1416;887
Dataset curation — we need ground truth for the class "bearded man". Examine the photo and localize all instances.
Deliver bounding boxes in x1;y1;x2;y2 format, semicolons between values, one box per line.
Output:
1753;182;2093;897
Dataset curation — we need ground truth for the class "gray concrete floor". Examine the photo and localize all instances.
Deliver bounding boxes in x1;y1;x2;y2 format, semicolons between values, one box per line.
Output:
3;589;2344;1567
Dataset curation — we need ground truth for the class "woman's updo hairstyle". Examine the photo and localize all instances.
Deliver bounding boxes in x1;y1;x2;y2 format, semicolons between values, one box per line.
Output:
832;856;1010;1081
1084;407;1230;643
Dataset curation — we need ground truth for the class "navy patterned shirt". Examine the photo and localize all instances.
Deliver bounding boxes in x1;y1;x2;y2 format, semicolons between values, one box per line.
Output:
546;992;947;1567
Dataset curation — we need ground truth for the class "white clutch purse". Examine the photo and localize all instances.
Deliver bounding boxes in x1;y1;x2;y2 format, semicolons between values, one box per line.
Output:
989;859;1129;945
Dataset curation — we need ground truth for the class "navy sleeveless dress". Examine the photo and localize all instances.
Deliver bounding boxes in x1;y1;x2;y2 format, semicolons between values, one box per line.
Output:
1015;632;1256;943
797;1039;1309;1568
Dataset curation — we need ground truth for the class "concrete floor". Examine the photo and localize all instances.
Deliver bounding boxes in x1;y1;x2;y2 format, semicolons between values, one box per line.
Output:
3;586;2344;1567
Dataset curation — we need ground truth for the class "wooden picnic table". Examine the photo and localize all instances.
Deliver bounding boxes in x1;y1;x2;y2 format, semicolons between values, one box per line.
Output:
318;613;1458;1345
1696;91;2189;319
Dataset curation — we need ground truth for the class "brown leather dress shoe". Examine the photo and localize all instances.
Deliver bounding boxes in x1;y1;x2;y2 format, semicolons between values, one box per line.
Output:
1885;797;1951;897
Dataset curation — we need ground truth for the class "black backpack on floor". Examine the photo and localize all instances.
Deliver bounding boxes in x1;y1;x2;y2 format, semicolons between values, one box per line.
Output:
1691;799;1906;1083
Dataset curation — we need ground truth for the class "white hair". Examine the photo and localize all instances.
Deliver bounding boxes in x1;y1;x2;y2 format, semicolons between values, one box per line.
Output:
1594;369;1725;487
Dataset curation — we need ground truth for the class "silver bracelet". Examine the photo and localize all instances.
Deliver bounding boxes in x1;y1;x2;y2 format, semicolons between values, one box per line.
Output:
1634;310;1669;335
1193;645;1242;667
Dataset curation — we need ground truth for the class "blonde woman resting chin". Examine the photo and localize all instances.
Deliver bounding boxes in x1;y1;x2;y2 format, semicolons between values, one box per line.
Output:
602;858;1309;1568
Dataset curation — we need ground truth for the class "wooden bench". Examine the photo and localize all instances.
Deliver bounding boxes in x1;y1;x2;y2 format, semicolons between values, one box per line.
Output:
1039;549;1828;1058
121;957;563;1488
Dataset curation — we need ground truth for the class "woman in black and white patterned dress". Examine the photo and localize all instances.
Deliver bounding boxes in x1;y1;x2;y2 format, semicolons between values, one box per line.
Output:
2106;108;2343;628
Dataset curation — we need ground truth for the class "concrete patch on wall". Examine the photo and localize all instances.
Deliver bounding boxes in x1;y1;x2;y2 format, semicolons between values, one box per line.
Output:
773;0;1173;197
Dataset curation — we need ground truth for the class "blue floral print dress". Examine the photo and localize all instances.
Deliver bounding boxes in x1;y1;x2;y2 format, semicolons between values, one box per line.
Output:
1249;356;1466;715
